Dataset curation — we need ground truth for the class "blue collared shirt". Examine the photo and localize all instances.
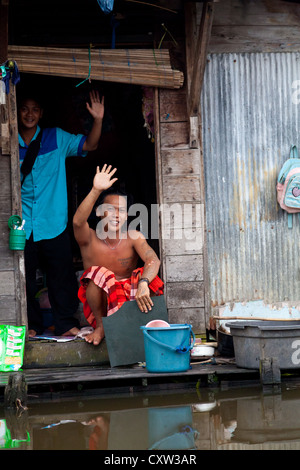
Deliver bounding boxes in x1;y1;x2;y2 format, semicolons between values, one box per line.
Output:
19;125;87;241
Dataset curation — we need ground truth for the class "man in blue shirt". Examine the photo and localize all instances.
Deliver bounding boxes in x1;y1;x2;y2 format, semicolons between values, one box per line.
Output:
18;90;104;337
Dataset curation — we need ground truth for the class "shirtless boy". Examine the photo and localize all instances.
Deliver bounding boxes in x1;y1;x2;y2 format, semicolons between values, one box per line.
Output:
73;164;163;345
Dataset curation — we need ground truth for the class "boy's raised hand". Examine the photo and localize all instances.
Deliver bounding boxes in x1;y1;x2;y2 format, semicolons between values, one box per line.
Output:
86;90;104;121
93;164;118;192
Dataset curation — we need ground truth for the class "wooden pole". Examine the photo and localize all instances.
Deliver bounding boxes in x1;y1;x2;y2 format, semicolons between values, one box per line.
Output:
8;84;28;328
187;1;214;117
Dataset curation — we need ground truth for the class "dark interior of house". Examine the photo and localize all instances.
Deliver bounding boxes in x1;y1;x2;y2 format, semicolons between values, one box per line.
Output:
16;73;159;269
8;0;184;274
8;0;184;49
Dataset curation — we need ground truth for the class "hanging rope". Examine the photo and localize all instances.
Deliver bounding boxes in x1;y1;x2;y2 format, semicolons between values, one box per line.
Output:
158;23;178;49
110;14;120;49
76;45;92;87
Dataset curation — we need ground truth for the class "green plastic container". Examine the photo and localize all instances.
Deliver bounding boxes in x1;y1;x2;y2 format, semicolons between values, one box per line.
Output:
8;215;26;250
0;325;26;371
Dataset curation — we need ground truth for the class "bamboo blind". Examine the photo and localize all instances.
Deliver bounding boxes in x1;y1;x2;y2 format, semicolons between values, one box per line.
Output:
8;45;184;89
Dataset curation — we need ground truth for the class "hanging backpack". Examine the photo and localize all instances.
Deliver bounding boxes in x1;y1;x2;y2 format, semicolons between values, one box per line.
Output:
277;145;300;228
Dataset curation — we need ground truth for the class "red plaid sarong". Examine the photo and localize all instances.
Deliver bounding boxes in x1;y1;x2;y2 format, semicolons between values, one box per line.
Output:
78;266;164;328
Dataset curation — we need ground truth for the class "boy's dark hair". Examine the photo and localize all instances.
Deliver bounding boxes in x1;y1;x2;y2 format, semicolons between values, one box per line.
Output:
17;89;44;109
96;186;134;212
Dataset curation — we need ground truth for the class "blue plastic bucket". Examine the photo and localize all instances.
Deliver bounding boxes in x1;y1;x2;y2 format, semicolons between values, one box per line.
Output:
140;323;195;373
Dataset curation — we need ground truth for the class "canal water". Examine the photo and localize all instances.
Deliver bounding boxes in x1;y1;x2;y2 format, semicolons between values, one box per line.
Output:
2;379;300;450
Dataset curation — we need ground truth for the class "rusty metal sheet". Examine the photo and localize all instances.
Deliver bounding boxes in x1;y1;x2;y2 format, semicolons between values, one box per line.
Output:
202;52;300;314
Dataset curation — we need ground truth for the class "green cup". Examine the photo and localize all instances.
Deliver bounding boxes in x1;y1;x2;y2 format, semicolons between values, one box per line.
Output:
8;215;26;251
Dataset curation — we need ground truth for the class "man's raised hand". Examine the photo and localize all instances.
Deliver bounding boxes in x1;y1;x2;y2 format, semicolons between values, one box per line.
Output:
93;164;118;192
86;90;104;121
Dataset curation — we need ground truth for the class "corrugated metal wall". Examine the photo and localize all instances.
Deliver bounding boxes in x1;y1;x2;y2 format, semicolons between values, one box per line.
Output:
202;52;300;313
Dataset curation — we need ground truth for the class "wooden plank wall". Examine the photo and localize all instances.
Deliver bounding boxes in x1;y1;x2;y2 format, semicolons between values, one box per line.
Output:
0;151;16;324
156;86;206;333
0;0;25;327
208;0;300;53
0;85;27;327
0;92;17;324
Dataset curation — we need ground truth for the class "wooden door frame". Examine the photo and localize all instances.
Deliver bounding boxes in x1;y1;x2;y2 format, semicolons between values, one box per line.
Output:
9;84;27;327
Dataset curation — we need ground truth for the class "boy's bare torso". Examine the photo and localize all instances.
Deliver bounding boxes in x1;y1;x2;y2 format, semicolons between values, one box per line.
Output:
81;229;139;280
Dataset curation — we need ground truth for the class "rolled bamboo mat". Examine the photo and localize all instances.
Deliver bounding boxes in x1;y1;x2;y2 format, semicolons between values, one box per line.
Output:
8;45;184;89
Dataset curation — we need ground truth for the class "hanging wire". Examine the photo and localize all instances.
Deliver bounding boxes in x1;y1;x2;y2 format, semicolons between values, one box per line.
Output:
158;23;178;49
76;45;92;87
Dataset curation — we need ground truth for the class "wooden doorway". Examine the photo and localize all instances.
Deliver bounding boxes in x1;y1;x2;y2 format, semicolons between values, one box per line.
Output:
16;73;159;272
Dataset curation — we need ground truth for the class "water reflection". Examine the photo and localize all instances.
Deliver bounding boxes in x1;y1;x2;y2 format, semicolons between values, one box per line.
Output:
2;382;300;450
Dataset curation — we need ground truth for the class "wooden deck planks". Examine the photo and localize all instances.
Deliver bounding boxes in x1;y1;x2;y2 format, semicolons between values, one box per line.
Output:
0;361;259;389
